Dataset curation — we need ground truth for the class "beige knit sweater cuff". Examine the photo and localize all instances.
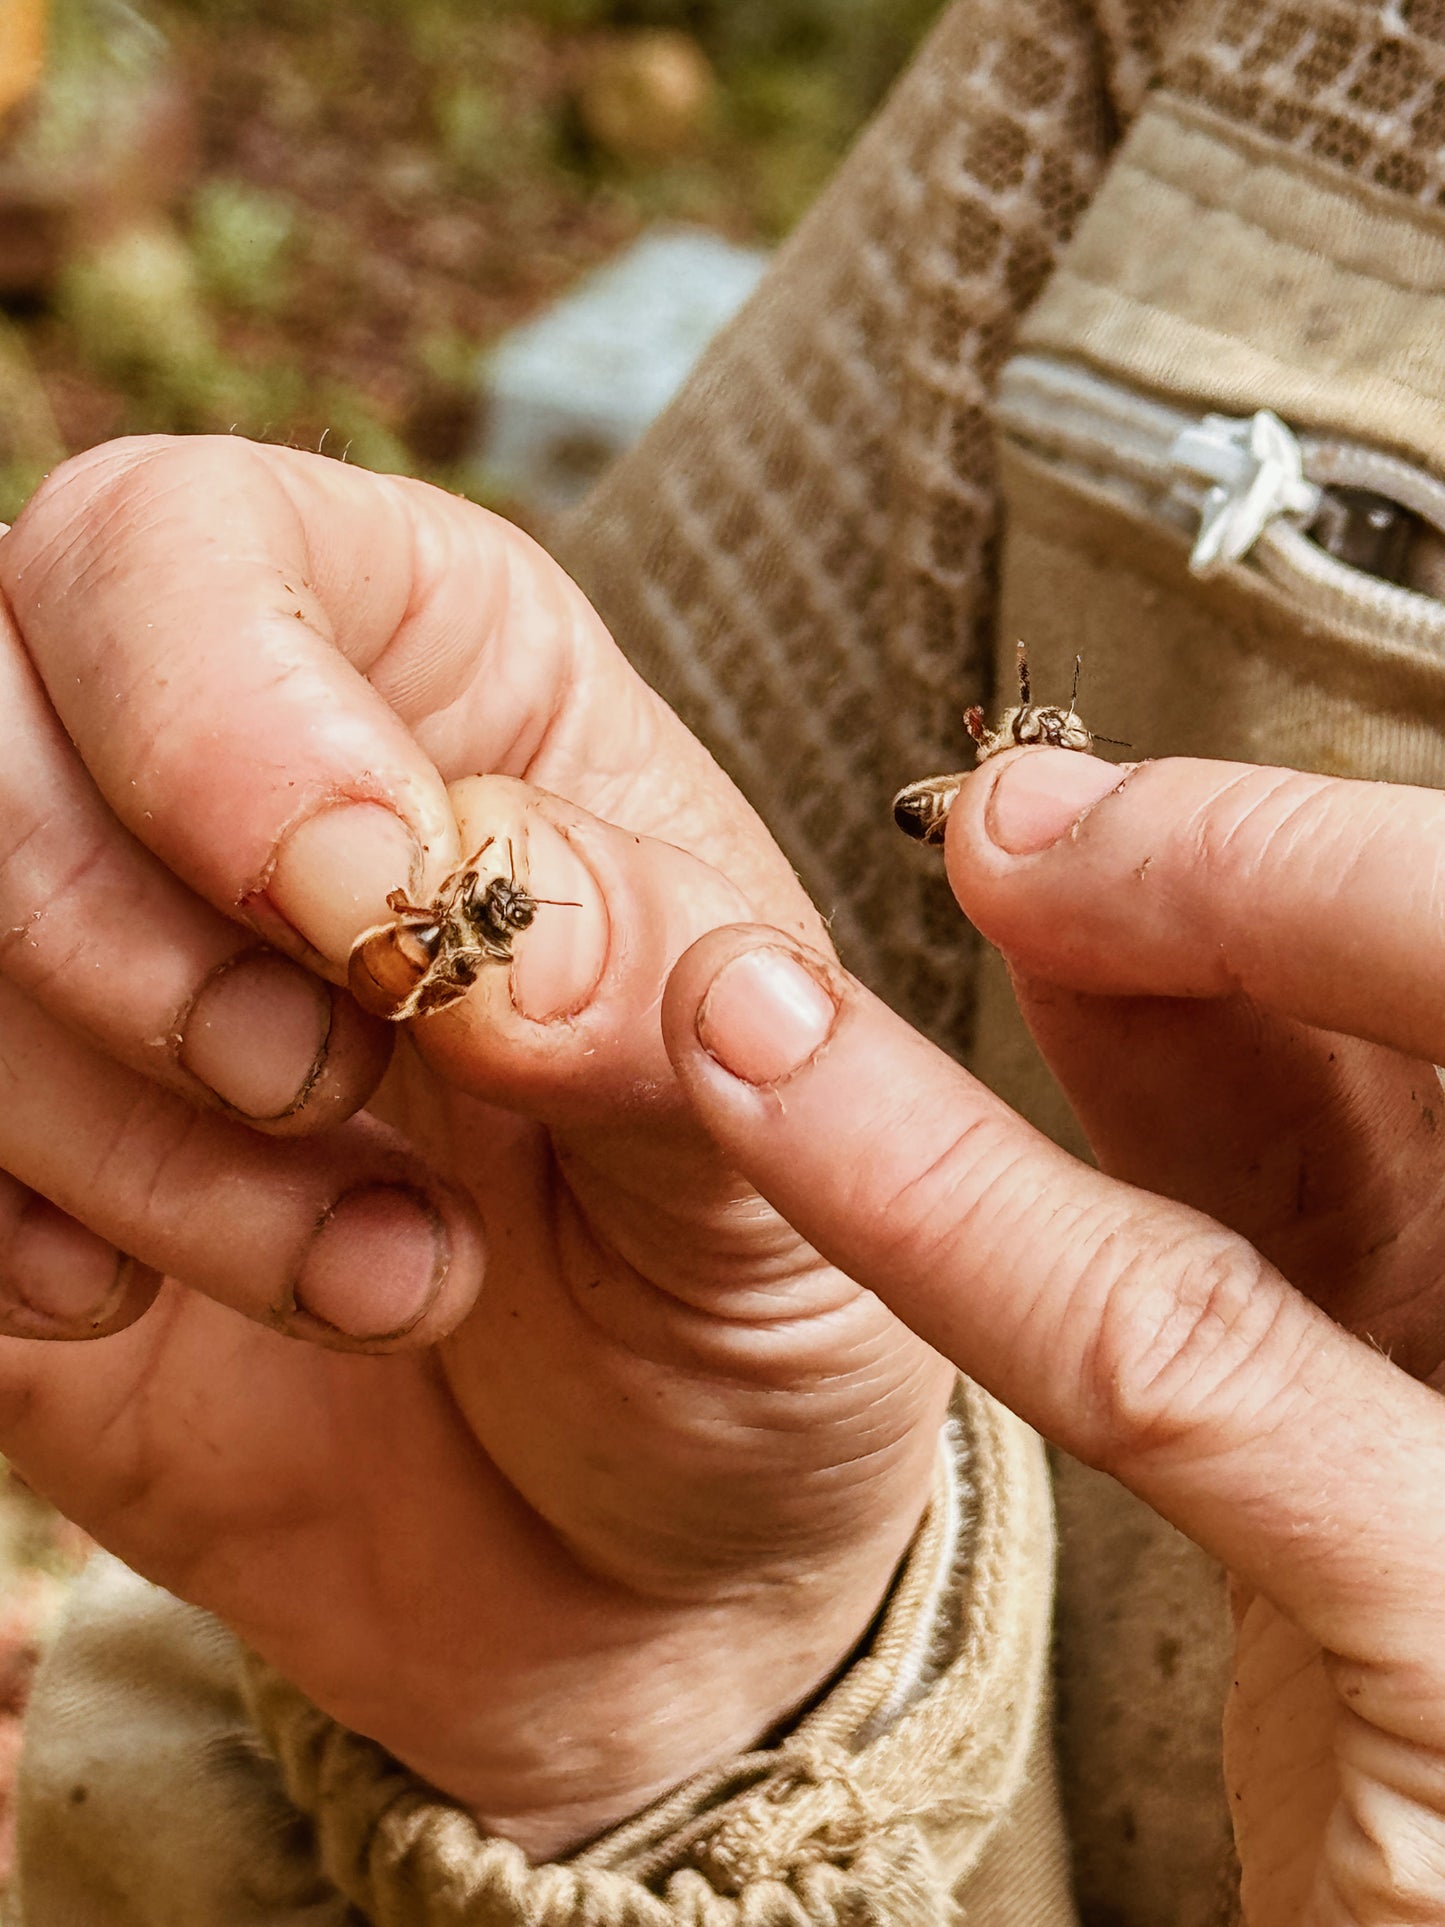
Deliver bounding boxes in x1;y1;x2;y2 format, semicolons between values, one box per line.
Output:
242;1381;1075;1927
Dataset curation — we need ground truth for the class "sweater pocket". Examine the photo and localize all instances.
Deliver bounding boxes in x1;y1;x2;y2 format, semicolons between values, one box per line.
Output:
987;348;1445;790
990;90;1445;795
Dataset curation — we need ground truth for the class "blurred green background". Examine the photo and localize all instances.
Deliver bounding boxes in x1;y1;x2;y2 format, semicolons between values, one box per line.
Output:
0;0;941;522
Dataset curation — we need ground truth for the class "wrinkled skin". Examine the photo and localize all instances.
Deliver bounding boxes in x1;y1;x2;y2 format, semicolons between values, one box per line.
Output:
0;438;952;1853
667;750;1445;1925
6;436;1445;1921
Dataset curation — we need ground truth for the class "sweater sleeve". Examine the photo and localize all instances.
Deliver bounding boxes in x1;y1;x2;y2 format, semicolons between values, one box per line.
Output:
15;1384;1076;1927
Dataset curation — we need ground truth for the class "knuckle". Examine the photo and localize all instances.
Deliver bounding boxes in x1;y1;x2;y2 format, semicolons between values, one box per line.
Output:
1077;1222;1295;1475
874;1112;1021;1280
82;1081;206;1230
1187;762;1345;887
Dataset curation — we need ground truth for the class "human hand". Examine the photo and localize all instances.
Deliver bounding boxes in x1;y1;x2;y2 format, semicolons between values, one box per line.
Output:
663;749;1445;1925
0;437;955;1856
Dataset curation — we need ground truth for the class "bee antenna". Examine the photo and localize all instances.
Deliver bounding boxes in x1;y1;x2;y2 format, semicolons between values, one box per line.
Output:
1015;639;1031;708
1068;653;1082;720
1092;733;1133;748
531;898;583;909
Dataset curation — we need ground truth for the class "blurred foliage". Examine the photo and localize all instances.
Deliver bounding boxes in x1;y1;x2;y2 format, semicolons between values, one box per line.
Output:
0;0;941;520
0;320;65;515
189;177;298;312
7;0;169;167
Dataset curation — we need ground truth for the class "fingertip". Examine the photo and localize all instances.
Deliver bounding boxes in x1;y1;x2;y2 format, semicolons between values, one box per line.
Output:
501;811;610;1027
288;1177;486;1351
663;924;846;1116
262;801;429;971
409;781;764;1126
695;938;840;1088
271;984;394;1137
180;954;393;1138
941;749;1140;961
980;748;1131;859
0;1199;162;1341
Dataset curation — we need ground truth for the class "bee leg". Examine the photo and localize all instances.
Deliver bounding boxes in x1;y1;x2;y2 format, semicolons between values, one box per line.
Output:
461;835;496;868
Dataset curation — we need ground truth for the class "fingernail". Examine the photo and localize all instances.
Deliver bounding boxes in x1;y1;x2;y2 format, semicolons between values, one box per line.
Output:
696;946;839;1087
294;1183;448;1340
266;804;422;963
180;951;333;1120
985;750;1126;855
508;820;609;1024
12;1200;129;1329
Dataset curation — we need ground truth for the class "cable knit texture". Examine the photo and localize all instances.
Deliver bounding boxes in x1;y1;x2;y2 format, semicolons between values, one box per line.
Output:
242;1389;1070;1926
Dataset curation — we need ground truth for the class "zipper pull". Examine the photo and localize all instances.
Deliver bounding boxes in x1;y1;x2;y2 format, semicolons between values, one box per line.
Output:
1169;409;1321;575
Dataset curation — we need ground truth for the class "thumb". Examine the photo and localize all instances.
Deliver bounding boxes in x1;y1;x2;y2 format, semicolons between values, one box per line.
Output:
387;773;762;1126
661;926;1445;1700
375;780;834;1298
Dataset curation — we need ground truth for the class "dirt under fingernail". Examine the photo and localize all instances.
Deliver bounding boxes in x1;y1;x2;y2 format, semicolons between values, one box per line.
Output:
11;1200;127;1328
293;1183;449;1340
181;951;333;1119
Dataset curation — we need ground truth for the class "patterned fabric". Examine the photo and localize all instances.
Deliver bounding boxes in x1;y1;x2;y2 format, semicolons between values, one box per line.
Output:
559;0;1445;1056
556;0;1117;1049
1165;0;1445;206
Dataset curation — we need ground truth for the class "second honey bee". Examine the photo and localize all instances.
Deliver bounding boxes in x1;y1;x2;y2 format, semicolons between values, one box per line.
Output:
892;643;1114;846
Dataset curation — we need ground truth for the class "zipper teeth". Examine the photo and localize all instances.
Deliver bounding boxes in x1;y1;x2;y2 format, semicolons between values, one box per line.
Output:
997;355;1445;646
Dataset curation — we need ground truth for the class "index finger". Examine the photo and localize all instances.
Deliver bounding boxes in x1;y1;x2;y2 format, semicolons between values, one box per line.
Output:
662;928;1445;1679
944;750;1445;1068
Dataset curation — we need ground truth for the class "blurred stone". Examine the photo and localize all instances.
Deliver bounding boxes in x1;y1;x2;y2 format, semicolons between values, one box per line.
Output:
576;30;715;166
475;225;768;512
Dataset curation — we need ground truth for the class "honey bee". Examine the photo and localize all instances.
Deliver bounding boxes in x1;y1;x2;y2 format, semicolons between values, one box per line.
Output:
891;643;1118;845
348;837;574;1021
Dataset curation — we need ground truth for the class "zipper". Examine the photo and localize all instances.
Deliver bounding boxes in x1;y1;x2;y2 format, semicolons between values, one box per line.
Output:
995;355;1445;652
